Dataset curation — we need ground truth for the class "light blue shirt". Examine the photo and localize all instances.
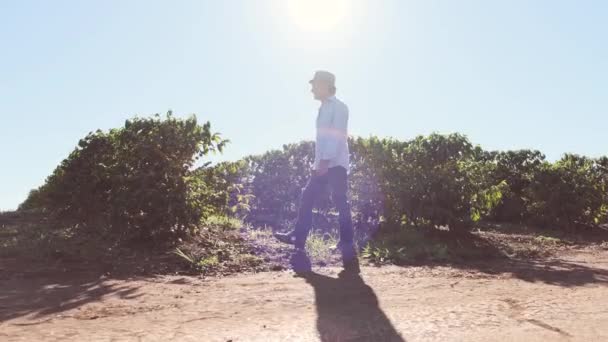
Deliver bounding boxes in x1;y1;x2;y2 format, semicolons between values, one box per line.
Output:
314;95;350;173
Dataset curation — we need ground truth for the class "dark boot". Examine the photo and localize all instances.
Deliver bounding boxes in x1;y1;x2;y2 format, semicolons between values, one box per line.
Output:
340;244;360;277
290;249;312;275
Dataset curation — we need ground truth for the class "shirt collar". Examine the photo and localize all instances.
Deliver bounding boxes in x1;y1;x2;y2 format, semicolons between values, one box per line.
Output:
322;95;336;104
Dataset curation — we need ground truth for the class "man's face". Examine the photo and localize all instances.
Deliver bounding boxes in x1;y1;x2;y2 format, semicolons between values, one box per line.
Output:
310;80;330;100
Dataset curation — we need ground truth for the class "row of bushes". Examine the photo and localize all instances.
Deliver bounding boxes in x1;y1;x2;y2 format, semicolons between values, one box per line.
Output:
236;135;607;233
21;114;607;245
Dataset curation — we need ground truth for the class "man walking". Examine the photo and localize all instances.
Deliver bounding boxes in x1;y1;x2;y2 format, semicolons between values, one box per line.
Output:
276;70;359;274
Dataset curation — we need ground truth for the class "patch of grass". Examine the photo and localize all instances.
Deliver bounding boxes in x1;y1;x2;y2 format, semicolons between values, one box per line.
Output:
247;226;274;240
306;231;338;262
234;253;263;267
174;237;264;274
173;247;197;264
202;215;243;231
361;244;395;264
534;235;563;245
197;255;219;271
174;216;264;275
362;232;449;264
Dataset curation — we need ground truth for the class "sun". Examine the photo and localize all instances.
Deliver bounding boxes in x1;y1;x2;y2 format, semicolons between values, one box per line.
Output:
286;0;349;32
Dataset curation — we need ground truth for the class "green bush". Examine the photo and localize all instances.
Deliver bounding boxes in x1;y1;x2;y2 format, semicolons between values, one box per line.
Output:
371;133;504;231
190;160;253;218
242;142;319;225
485;150;546;222
525;154;607;228
20;112;227;242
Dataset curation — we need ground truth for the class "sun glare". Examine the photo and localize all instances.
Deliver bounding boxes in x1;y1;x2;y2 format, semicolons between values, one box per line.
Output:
286;0;349;32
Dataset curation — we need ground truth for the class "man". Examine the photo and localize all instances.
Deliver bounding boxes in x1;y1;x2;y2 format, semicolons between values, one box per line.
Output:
276;70;359;274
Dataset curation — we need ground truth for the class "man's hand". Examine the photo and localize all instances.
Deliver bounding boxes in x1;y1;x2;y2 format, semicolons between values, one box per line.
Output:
315;160;330;176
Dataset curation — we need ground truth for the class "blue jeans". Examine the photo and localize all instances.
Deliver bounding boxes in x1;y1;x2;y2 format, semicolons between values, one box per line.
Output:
294;166;354;250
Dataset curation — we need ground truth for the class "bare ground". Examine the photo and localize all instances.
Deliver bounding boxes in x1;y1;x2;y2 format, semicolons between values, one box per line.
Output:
2;247;608;342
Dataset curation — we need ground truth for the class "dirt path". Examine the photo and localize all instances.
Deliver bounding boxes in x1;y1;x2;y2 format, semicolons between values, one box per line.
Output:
2;251;608;342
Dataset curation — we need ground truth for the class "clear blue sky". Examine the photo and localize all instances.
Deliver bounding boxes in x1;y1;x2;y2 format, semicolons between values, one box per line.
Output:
1;0;607;211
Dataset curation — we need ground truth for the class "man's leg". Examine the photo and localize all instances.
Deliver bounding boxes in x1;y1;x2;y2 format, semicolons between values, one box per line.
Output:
328;167;354;247
293;174;326;249
328;167;359;273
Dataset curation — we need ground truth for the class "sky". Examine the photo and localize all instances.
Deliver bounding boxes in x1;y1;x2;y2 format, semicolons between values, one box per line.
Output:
1;0;607;211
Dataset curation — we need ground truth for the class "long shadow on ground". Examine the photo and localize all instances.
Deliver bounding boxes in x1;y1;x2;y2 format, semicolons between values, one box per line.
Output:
0;267;143;324
292;253;406;342
393;229;608;288
447;257;608;287
305;273;406;342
